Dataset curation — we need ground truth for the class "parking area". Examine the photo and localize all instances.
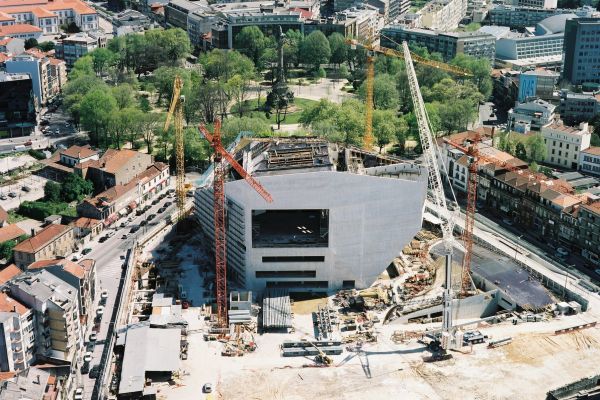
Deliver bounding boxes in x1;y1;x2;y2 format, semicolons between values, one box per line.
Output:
0;174;48;210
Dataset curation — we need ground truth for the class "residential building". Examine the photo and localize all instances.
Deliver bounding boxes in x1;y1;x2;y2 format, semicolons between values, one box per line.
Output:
40;145;99;181
28;258;96;325
70;217;102;241
113;9;153;32
12;224;75;269
578;200;600;265
186;6;216;47
419;0;467;31
507;97;556;132
195;138;428;292
0;367;53;399
579;146;600;176
0;72;36;138
381;26;496;62
542;121;591;169
165;0;207;30
8;270;82;364
0;38;23;55
0;24;41;40
0;266;22;286
5;54;49;107
389;0;410;20
563;17;600;85
77;162;170;223
488;5;597;29
76;148;153;192
0;0;99;33
559;89;600;124
0;293;35;372
55;31;106;69
516;69;558;102
514;0;557;9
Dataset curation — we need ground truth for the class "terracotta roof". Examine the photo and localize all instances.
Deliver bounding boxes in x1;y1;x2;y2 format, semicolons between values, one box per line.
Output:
0;0;47;7
0;37;13;46
582;146;600;156
0;23;41;35
0;205;7;224
551;193;582;208
0;11;15;21
48;57;63;66
13;224;70;254
60;145;97;160
28;258;85;279
88;149;143;174
78;258;94;272
290;7;312;18
0;292;28;315
0;264;22;285
82;179;138;209
71;217;101;229
136;162;168;185
456;154;470;167
0;224;26;243
1;0;96;16
0;372;16;381
544;123;588;135
31;7;55;17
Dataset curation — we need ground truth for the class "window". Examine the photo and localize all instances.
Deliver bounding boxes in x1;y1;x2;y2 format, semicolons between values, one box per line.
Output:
256;271;316;278
262;256;325;262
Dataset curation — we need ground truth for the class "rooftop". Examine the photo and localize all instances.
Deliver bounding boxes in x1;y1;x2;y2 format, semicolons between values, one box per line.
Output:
81;179;138;209
0;224;25;244
85;148;143;174
71;217;101;229
582;146;600;156
0;0;97;15
0;367;50;400
0;71;30;82
13;224;70;254
0;23;41;35
0;265;21;285
28;258;86;279
543;123;589;135
0;292;28;315
60;144;97;159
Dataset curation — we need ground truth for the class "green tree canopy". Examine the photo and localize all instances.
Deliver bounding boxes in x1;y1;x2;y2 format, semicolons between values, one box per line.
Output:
358;73;399;110
221;117;272;145
526;133;546;162
234;26;271;69
80;88;117;147
299;31;331;71
328;33;347;67
38;41;55;52
62;174;93;202
24;38;38;50
44;181;61;202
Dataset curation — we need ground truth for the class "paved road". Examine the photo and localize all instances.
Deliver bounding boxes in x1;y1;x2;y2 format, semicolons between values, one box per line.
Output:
79;185;176;399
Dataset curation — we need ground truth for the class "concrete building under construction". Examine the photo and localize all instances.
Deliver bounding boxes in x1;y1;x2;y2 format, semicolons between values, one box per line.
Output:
194;137;428;293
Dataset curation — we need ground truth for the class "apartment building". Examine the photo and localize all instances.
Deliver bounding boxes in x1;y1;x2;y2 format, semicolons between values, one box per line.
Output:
381;26;496;61
389;0;410;20
0;37;23;55
578;200;600;265
514;0;557;9
41;145;99;181
559;90;600;124
563;17;600;85
0;72;37;138
507;97;556;132
488;5;596;29
542;121;591;169
28;258;96;326
418;0;467;31
0;0;99;34
0;367;55;399
12;224;76;269
55;30;106;69
4;54;56;107
8;270;82;364
76;148;153;191
579;147;600;176
0;293;35;372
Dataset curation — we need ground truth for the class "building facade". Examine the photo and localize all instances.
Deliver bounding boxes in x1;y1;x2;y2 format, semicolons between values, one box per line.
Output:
55;31;106;69
0;72;36;138
514;0;557;9
76;148;153;191
541;121;591;169
563;17;600;85
0;293;35;372
507;97;556;131
5;54;51;107
0;0;99;33
419;0;467;31
0;24;42;40
381;26;496;61
579;147;600;176
559;89;600;124
195;139;428;292
12;224;76;269
488;5;596;29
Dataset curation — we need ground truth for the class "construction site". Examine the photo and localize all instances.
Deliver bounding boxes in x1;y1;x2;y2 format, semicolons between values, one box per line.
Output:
108;42;600;400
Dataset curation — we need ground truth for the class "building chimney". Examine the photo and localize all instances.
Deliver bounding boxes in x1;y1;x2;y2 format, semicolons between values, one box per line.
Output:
31;228;35;237
580;121;589;132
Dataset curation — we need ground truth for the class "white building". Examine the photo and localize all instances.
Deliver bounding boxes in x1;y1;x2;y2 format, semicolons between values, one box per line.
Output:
579;147;600;176
508;97;556;132
542;121;591;169
514;0;557;10
0;293;35;372
419;0;467;31
194;139;428;292
5;54;51;107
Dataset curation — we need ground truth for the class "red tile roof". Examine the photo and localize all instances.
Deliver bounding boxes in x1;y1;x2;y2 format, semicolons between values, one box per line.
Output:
88;149;144;174
0;264;22;285
28;258;85;279
0;224;26;243
13;224;70;254
0;23;41;35
0;372;16;381
582;146;600;156
0;292;29;315
71;217;101;229
60;145;98;160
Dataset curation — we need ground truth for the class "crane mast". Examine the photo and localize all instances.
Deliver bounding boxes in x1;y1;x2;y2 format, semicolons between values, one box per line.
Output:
164;76;186;222
401;41;456;344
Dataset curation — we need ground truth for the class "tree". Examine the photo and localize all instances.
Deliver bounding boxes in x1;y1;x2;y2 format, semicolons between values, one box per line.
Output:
592;133;600;147
221;117;271;145
62;174;93;202
70;55;95;80
152;66;190;105
358;73;399;110
139;96;152;113
38;41;55;52
284;30;303;71
372;111;395;152
90;48;115;77
24;38;38;49
111;84;135;109
328;33;347;68
44;181;61;202
529;161;539;172
515;142;527;160
265;85;294;129
526;133;546;162
0;236;27;261
234;26;270;69
183;127;209;167
79;88;117;147
451;53;493;99
299;31;331;71
140;112;163;154
228;71;257;117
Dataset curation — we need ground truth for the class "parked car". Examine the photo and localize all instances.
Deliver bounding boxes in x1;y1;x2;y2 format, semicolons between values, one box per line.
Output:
165;201;172;207
502;218;513;226
158;207;166;213
130;225;140;233
152;198;160;205
98;236;108;243
21;186;31;192
74;387;83;400
120;222;127;228
100;290;109;303
82;248;92;255
83;352;93;363
140;220;148;227
167;189;175;194
105;230;115;238
89;365;100;379
121;234;128;240
147;214;156;221
556;247;569;257
594;269;600;277
88;333;97;342
0;194;6;200
96;306;104;318
8;192;17;198
71;254;81;262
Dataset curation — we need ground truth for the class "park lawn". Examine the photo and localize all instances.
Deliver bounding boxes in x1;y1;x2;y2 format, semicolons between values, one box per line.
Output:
7;210;26;223
233;97;318;125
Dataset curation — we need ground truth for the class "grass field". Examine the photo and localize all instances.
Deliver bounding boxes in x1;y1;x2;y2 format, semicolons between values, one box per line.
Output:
232;97;318;125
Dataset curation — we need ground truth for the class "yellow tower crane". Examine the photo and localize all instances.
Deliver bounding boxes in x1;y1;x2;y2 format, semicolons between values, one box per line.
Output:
346;38;473;149
164;75;186;222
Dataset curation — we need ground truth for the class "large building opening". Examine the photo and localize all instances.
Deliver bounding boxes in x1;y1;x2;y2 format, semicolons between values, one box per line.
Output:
252;209;329;248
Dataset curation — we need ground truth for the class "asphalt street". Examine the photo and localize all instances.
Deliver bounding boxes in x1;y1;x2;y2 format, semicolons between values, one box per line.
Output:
78;184;176;398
